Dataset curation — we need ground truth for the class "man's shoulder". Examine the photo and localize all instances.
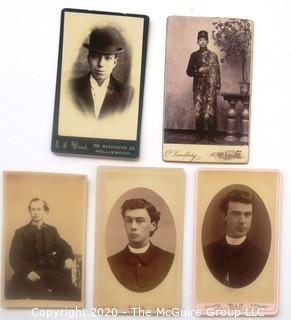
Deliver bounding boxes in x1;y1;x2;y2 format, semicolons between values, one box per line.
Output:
246;239;268;259
14;224;31;234
207;49;219;58
70;73;90;90
150;243;174;260
204;237;225;251
192;49;201;54
15;223;57;233
203;238;227;260
107;246;128;265
107;244;174;262
110;76;133;101
189;50;201;58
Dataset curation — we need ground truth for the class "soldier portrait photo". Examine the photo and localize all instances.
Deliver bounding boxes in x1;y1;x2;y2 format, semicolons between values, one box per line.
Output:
107;197;175;292
163;17;253;163
2;172;87;308
186;29;221;142
202;185;271;288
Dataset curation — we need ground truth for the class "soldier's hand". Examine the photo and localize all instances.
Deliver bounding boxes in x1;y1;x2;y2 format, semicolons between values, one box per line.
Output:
27;271;40;282
199;66;209;73
216;89;220;96
64;258;74;270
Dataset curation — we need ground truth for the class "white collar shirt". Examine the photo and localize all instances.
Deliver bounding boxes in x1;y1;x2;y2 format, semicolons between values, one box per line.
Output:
90;75;110;119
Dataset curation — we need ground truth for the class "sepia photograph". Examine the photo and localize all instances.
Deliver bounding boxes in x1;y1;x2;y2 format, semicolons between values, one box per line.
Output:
51;9;149;158
94;167;184;314
2;172;87;308
194;169;280;316
202;185;271;288
163;16;253;163
106;188;176;293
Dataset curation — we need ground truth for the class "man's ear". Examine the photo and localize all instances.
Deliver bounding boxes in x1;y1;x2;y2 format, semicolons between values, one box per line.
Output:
113;56;118;68
150;221;156;232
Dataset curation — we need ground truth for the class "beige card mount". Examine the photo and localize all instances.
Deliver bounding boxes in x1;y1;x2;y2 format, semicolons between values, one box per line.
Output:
194;169;281;316
163;16;253;163
2;171;87;309
94;167;185;315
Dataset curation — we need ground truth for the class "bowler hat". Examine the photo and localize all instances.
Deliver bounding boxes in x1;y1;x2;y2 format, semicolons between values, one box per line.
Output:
83;27;124;54
197;30;208;40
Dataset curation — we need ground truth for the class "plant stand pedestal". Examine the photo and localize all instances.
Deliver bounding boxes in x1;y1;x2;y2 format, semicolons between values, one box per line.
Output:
221;93;250;143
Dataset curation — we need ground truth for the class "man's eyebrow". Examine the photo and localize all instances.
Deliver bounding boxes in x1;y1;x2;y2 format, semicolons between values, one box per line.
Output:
124;216;146;219
229;210;244;215
230;210;252;214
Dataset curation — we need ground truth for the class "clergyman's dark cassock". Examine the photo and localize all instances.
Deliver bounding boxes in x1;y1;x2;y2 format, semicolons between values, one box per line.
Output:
107;243;174;292
6;223;80;300
203;237;268;288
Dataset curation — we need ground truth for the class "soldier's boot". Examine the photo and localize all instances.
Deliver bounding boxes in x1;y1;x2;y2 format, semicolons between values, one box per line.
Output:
207;118;217;143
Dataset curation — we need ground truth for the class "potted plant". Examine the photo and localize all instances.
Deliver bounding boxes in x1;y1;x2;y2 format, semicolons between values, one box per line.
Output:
212;19;252;95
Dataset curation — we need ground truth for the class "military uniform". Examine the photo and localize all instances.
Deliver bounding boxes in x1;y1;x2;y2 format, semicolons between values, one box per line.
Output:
186;32;221;139
203;237;268;288
107;243;174;292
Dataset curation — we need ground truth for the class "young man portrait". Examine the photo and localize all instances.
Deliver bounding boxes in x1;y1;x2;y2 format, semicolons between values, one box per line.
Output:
186;30;221;142
70;27;134;120
107;198;174;292
203;189;269;288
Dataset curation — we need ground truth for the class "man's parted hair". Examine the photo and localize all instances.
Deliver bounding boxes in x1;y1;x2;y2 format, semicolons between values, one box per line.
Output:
220;189;253;213
121;198;160;236
28;198;49;212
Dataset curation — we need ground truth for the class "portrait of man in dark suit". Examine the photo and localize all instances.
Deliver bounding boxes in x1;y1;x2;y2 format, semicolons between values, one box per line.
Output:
6;198;80;301
107;198;174;292
203;189;269;288
70;27;134;119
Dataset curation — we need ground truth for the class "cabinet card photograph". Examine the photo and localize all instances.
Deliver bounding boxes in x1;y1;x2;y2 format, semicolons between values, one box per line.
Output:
163;16;253;163
51;8;149;158
94;167;184;314
2;172;87;308
195;169;280;316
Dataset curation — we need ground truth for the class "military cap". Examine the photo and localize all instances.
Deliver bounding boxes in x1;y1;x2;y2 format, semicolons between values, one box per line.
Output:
197;30;208;40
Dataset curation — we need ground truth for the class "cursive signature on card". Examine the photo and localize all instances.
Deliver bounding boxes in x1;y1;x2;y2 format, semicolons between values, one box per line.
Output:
70;141;89;151
165;149;201;161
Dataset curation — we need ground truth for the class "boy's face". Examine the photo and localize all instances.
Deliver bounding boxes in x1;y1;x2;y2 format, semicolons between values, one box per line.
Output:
197;37;208;48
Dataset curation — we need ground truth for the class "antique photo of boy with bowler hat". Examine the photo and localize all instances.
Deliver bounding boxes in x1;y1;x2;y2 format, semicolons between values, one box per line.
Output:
163;16;253;164
70;27;134;120
52;9;149;159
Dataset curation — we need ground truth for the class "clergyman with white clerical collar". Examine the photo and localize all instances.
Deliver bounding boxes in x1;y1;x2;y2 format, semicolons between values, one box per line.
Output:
203;189;268;288
107;198;174;292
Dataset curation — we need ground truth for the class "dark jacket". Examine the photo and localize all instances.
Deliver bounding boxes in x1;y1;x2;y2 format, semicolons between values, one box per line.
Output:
70;73;134;119
203;237;268;288
186;48;221;91
107;243;174;292
9;223;74;278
